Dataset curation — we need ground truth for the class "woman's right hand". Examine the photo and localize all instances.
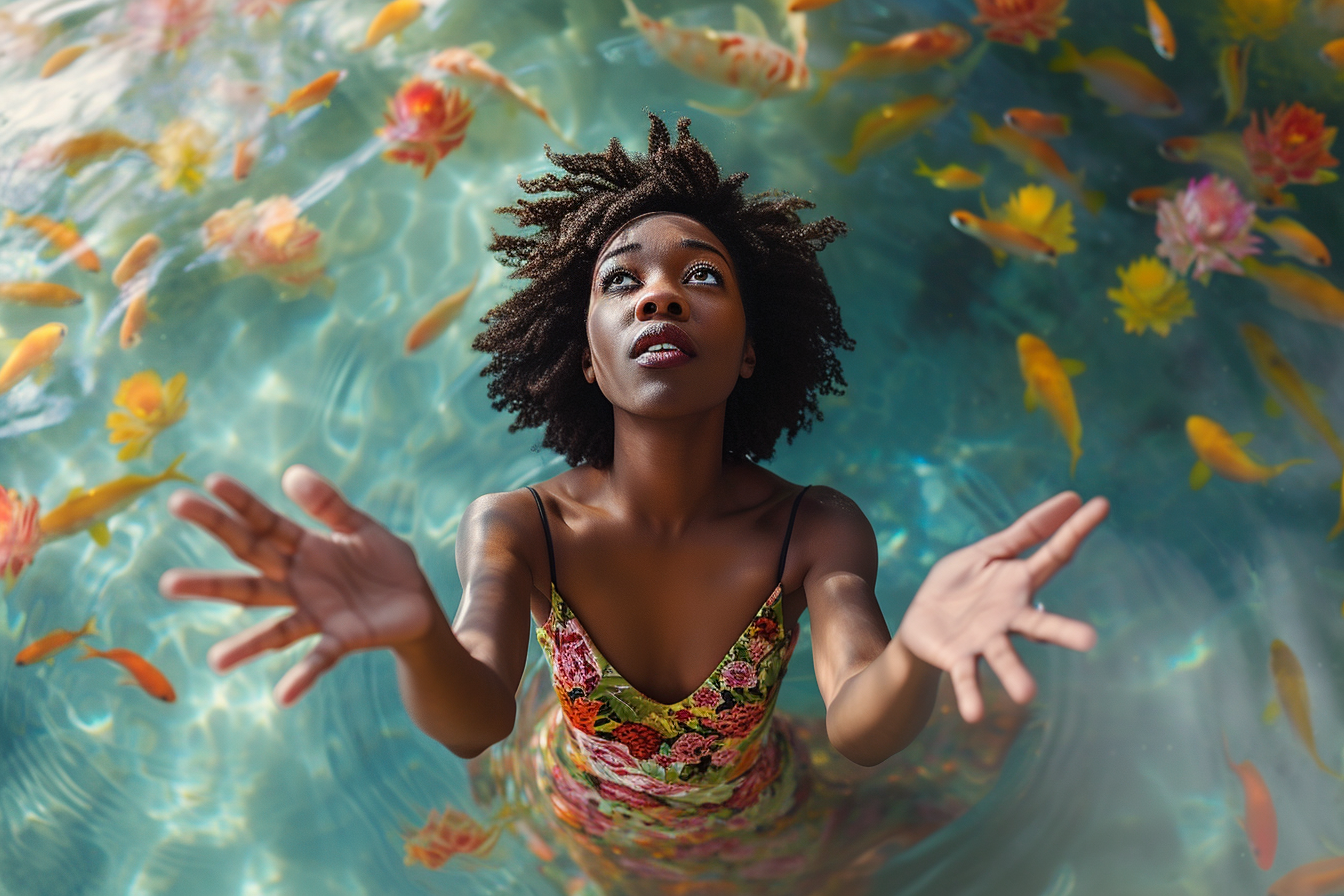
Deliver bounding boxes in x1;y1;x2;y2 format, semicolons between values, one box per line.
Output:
159;464;440;707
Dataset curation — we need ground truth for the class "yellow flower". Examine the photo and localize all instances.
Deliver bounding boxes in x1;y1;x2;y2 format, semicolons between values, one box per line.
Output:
1222;0;1300;39
1106;256;1195;337
106;370;188;461
149;118;218;194
988;184;1077;256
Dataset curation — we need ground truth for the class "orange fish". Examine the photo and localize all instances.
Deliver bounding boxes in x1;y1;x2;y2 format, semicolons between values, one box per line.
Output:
1270;857;1344;896
119;285;151;350
1269;640;1344;779
950;211;1058;265
1003;107;1070;139
1049;41;1182;118
353;0;422;52
969;113;1104;214
1143;0;1176;60
15;617;96;665
831;95;954;175
1253;217;1331;267
405;272;478;354
1016;333;1085;477
812;24;973;103
1241;257;1344;327
112;233;162;289
1127;184;1179;212
2;210;100;272
0;281;82;306
0;322;66;395
429;45;570;144
1217;43;1251;125
1223;734;1277;870
913;159;985;190
77;644;176;702
232;138;259;180
270;70;346;117
39;43;89;78
1321;37;1344;70
1186;415;1310;488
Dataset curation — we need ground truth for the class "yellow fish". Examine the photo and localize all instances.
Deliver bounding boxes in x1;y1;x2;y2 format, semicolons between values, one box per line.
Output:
1323;37;1344;71
968;113;1104;214
1269;640;1344;779
1253;216;1331;268
812;24;973;103
1216;43;1252;125
2;210;100;272
112;233;162;289
1049;41;1183;118
39;130;149;177
1017;334;1084;477
405;272;478;354
0;322;66;395
1143;0;1176;60
831;95;954;175
913;159;984;190
1241;257;1344;328
1241;324;1344;461
39;43;89;78
950;210;1057;265
270;70;346;117
353;0;422;51
39;454;192;546
1186;415;1310;488
0;281;82;307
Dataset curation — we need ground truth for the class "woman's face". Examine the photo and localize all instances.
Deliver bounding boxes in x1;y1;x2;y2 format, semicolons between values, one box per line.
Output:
583;213;755;420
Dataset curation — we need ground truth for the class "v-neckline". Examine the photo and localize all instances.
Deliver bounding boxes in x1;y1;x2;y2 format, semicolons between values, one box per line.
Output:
545;582;788;709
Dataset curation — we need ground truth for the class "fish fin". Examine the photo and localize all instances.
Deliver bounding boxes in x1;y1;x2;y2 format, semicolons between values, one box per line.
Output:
1023;385;1038;412
1189;461;1212;490
90;522;111;547
809;69;835;105
162;452;193;484
1104;104;1125;116
466;41;495;59
1059;359;1086;377
1305;382;1327;400
45;656;55;666
32;360;55;385
968;112;992;145
1083;189;1105;215
1233;432;1255;446
1262;698;1280;724
1312;170;1339;185
81;616;98;638
1264;395;1283;418
76;642;99;661
732;4;769;39
914;158;933;179
687;97;760;118
1048;40;1082;73
828;154;857;176
65;486;85;500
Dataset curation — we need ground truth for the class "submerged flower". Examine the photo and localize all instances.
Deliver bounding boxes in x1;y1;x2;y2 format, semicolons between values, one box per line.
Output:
126;0;212;54
106;370;188;461
1107;257;1195;337
988;184;1077;257
1221;0;1300;40
1243;103;1339;188
1156;175;1261;284
377;78;474;178
0;487;41;588
202;195;333;297
403;807;500;869
971;0;1070;51
149;118;218;194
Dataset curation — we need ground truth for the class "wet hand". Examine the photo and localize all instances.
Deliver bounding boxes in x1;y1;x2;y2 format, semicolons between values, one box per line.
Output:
159;465;436;707
894;491;1108;723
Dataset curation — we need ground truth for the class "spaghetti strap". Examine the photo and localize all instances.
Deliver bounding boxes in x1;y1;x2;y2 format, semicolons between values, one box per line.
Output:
776;486;811;583
525;486;557;586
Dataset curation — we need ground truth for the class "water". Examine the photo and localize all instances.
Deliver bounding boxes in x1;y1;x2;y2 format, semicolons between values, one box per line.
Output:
2;0;1343;892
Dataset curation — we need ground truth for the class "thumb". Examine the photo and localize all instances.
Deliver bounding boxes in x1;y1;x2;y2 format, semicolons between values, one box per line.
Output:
281;465;369;534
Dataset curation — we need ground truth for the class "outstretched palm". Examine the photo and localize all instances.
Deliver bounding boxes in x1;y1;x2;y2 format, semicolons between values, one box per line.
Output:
160;465;436;706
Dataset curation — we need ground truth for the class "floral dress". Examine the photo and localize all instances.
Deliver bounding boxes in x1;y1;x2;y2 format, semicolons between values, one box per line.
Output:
466;487;1027;896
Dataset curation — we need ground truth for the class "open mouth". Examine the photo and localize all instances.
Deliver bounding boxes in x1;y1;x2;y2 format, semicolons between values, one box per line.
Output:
630;323;696;365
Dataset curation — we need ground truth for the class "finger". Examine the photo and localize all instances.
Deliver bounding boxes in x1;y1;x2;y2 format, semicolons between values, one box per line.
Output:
282;465;370;535
982;635;1037;705
1024;496;1110;590
206;611;317;673
948;656;985;724
273;634;346;707
159;568;292;607
1011;608;1098;652
204;473;304;556
167;489;291;579
980;491;1083;559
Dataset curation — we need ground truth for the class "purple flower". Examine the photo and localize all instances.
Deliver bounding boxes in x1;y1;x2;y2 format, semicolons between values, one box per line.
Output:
721;660;759;690
669;732;717;763
1155;175;1261;284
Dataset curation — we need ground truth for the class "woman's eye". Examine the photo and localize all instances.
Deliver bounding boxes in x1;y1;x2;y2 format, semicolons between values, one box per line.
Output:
686;265;721;285
602;270;636;290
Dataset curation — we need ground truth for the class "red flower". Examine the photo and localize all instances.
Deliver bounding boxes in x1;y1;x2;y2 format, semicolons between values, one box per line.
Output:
559;691;602;735
378;79;473;179
971;0;1071;51
706;701;767;738
612;722;663;760
1243;103;1339;187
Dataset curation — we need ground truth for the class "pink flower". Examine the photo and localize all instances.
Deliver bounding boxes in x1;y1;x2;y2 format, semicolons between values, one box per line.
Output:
552;620;601;695
377;78;473;179
748;638;772;663
690;687;721;709
1155;175;1261;284
721;660;758;690
668;732;717;763
0;488;41;586
202;195;331;295
710;747;740;767
126;0;212;54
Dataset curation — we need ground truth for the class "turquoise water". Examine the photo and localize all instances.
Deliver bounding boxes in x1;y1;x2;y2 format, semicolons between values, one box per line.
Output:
3;0;1344;892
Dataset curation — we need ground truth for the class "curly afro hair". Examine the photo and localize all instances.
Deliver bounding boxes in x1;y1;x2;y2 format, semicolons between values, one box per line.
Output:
473;114;853;469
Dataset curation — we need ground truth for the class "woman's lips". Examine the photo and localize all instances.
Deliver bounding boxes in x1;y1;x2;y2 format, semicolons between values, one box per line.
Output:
636;348;692;368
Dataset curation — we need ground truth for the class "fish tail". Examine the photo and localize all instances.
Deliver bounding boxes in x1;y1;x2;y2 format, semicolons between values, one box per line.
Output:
618;0;641;28
1329;471;1343;540
1272;458;1313;477
163;453;193;484
828;152;857;176
1048;40;1081;74
913;158;933;178
809;69;834;105
80;616;98;638
1;210;15;227
967;112;992;145
76;642;101;661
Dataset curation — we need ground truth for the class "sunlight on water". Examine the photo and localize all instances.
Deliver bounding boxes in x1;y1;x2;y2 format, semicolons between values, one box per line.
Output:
3;0;1344;892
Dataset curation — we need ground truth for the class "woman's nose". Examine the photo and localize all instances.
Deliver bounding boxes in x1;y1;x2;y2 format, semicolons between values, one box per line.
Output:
634;288;690;321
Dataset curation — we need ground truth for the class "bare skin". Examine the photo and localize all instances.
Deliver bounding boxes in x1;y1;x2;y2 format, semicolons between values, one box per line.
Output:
160;213;1108;766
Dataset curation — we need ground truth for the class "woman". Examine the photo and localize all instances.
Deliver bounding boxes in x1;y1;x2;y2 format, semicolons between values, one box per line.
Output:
159;116;1108;894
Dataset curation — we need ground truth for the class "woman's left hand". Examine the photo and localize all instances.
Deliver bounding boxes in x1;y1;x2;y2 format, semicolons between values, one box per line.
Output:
895;491;1109;723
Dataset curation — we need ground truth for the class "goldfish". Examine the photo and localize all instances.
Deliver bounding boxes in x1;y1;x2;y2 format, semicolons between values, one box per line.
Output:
2;210;100;272
0;282;82;307
24;130;150;177
0;322;66;395
405;272;479;354
1241;257;1344;328
429;45;571;144
106;371;188;461
1222;734;1277;871
968;113;1104;214
913;159;985;190
1049;41;1183;118
353;0;422;51
1003;107;1070;140
1216;43;1251;125
1323;38;1344;70
1127;184;1179;213
77;644;176;702
1186;415;1310;488
1241;324;1344;461
112;233;162;289
1269;857;1344;896
15;617;96;665
120;285;152;350
39;454;192;546
831;95;953;175
39;43;89;78
811;24;972;103
1143;0;1176;60
1269;639;1344;779
621;0;809;113
270;69;346;118
232;138;259;181
1253;216;1331;267
1016;334;1084;477
951;210;1058;265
